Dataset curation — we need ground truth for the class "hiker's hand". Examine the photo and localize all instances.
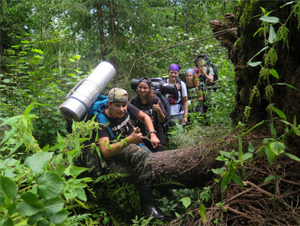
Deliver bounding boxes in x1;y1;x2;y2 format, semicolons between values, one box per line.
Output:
129;127;142;144
153;101;161;112
149;133;160;148
182;117;188;125
200;66;206;74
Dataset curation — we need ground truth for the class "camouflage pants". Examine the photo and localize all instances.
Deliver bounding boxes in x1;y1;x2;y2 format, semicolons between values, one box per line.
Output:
78;143;155;185
112;144;155;185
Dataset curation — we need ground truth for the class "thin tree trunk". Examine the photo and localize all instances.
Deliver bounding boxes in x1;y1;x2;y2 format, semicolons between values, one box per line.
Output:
97;2;106;61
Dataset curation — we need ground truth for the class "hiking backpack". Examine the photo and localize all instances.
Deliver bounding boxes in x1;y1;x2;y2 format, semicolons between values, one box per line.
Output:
193;54;219;82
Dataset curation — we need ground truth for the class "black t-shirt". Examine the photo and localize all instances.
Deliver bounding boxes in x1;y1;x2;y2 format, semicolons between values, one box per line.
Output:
130;95;166;145
187;85;201;101
97;103;140;140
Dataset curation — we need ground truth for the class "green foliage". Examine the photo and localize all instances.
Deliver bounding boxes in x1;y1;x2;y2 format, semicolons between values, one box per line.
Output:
0;105;96;225
0;0;239;225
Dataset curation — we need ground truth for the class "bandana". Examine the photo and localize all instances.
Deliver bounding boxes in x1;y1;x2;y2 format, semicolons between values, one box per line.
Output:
168;64;182;72
185;69;195;75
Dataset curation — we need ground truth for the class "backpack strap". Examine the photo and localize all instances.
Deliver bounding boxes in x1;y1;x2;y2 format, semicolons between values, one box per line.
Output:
96;112;115;139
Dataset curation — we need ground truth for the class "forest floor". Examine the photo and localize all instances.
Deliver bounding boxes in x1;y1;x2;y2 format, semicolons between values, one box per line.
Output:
180;125;300;226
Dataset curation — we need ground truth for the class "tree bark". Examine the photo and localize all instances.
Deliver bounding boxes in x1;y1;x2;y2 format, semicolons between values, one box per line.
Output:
105;142;226;188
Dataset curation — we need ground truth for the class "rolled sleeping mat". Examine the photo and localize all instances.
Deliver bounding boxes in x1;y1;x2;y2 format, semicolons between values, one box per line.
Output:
59;61;116;121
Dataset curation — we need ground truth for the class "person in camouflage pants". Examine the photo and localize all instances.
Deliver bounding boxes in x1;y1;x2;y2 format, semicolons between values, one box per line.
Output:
94;88;165;221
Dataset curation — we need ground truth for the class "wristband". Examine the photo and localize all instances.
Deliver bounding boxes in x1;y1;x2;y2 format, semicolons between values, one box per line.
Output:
148;130;157;137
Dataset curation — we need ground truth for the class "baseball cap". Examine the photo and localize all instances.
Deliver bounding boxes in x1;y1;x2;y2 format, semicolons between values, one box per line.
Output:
108;88;128;103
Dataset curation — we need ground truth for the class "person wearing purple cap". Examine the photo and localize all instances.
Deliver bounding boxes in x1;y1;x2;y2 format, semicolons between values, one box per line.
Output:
166;64;188;125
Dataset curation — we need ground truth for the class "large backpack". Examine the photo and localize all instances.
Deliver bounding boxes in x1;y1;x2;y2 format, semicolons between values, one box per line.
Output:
86;94;115;139
131;93;171;127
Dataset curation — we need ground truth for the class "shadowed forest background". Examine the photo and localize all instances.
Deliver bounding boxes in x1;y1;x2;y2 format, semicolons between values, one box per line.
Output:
1;0;300;225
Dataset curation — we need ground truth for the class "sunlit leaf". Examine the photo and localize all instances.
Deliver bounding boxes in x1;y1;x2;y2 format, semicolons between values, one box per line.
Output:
199;204;207;224
268;25;276;43
24;152;53;174
260;16;279;23
179;197;191;208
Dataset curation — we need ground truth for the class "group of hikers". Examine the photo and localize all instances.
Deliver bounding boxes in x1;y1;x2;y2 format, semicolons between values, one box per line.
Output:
68;54;218;221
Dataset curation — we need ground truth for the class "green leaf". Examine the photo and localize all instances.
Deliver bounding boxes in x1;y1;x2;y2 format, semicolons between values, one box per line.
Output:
247;61;262;67
65;166;88;178
260;16;279;23
221;172;231;192
16;192;44;216
243;152;253;161
27;211;44;225
3;79;10;83
285;152;300;161
24;103;35;116
24;152;54;174
270;122;277;136
273;108;286;120
198;204;207;224
200;192;210;202
264;175;275;183
75;188;87;201
268;25;276;43
49;209;70;224
248;142;255;153
37;172;65;199
179;197;191;208
232;173;244;188
270;141;285;155
36;219;50;226
41;196;64;215
264;145;274;166
47;141;64;152
2;219;14;226
219;151;235;160
247;46;269;66
31;49;44;54
269;69;279;79
0;175;18;206
276;83;300;92
212;167;226;175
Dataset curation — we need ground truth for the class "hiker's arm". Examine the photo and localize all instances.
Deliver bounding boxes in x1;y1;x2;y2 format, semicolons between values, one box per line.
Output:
98;128;142;158
198;90;204;101
153;101;165;123
182;96;188;124
137;111;160;148
204;74;214;85
200;66;214;85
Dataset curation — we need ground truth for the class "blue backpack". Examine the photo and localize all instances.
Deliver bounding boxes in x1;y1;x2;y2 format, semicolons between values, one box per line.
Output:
86;94;115;139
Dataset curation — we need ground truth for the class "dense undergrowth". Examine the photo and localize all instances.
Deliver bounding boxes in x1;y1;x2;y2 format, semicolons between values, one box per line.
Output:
2;1;300;225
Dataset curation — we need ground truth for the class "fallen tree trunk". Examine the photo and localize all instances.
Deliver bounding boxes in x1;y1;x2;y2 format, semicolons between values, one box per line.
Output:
104;142;224;188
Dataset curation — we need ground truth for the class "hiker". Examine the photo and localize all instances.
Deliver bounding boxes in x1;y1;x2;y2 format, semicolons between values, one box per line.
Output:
194;54;214;85
166;64;188;125
130;77;166;152
97;88;165;221
184;69;204;114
